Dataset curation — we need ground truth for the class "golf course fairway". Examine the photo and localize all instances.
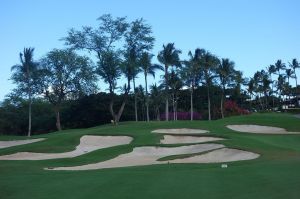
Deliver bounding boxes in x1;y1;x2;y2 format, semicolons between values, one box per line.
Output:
0;113;299;199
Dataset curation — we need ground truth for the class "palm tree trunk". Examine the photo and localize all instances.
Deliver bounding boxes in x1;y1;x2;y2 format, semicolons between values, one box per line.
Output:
190;87;193;121
249;94;253;110
220;94;224;119
156;107;160;121
54;106;62;131
145;73;150;122
172;93;175;121
165;66;169;121
288;78;291;103
28;93;32;137
27;70;32;136
265;92;268;110
295;71;299;107
258;93;263;110
207;85;211;121
220;86;225;119
175;94;178;121
133;78;138;122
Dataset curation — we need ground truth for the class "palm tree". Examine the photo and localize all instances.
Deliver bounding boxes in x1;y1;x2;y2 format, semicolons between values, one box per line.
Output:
253;71;264;110
276;74;286;107
149;84;164;120
181;49;203;120
274;60;286;106
217;58;235;118
268;64;277;109
123;47;140;122
289;59;299;106
200;50;219;121
168;69;183;120
261;70;272;109
157;43;181;121
246;78;255;110
139;52;163;122
285;68;295;101
274;60;286;75
11;48;38;137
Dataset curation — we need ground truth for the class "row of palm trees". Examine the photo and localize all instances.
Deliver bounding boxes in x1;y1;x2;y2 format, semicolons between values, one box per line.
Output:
10;44;300;137
9;14;300;136
247;59;300;110
155;45;244;121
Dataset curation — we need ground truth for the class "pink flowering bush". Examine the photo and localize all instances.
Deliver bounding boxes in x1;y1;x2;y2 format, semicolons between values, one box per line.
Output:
224;100;249;116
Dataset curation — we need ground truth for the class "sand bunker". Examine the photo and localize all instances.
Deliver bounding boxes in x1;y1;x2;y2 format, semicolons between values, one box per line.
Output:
169;148;259;163
152;128;209;134
160;135;224;144
0;135;132;160
47;144;224;170
0;138;46;149
227;125;300;134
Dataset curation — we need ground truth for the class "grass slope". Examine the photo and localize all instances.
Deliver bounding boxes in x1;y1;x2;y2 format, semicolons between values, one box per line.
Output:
0;113;300;199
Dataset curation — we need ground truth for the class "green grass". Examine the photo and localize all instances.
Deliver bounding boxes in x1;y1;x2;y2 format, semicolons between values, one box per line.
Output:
0;113;300;199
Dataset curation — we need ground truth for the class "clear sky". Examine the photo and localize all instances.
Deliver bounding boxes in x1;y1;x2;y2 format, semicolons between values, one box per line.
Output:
1;0;300;100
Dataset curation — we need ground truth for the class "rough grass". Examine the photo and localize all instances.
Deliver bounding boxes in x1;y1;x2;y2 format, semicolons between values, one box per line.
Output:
0;113;300;199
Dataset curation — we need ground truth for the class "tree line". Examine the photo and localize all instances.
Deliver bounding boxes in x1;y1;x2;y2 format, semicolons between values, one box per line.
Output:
3;14;300;136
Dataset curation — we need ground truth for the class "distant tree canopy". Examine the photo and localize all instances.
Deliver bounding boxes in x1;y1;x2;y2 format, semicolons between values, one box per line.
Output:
2;14;300;135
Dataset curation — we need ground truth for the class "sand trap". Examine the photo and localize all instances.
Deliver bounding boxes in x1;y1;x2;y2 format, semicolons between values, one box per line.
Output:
160;135;224;144
169;148;259;163
152;128;209;134
0;138;46;149
0;135;132;160
227;125;300;134
47;144;224;170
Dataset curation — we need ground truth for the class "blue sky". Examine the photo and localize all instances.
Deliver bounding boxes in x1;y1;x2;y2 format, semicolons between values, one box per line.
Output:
1;0;300;100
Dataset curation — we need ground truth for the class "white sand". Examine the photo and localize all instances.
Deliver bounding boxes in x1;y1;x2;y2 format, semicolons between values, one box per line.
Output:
152;128;209;134
47;143;224;170
0;138;46;149
227;125;300;134
169;148;259;163
0;135;132;160
160;135;224;144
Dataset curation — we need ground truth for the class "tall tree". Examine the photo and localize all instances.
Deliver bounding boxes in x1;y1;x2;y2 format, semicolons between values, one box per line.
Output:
157;43;181;121
63;14;129;124
181;49;203;120
149;84;164;121
276;74;286;108
168;69;183;120
253;71;264;110
200;50;219;121
268;64;277;109
97;50;124;123
285;68;295;101
246;77;255;110
139;52;162;122
40;49;97;131
124;18;154;122
289;59;300;105
217;58;235;118
261;70;272;109
274;60;286;105
11;48;39;137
